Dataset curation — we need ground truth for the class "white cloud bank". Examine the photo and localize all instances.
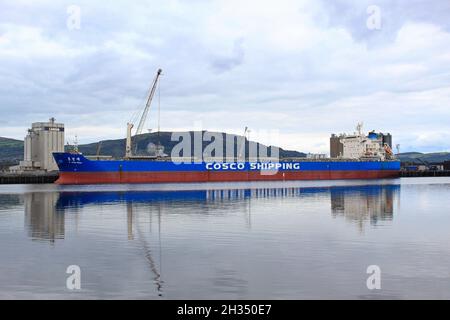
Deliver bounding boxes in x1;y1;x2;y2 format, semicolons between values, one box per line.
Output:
0;0;449;153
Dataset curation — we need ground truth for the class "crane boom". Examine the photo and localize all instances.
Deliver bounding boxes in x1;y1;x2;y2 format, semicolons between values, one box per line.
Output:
135;68;162;136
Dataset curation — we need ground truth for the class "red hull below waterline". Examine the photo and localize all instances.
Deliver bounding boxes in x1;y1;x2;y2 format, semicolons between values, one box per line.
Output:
56;170;400;185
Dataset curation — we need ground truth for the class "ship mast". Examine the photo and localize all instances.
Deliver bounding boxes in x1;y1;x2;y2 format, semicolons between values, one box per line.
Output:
125;123;134;158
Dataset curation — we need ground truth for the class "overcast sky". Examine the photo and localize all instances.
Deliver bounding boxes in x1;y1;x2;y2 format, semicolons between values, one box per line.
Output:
1;0;450;153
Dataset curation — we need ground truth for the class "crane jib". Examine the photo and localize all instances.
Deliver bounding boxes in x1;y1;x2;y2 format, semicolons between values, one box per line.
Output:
135;68;162;136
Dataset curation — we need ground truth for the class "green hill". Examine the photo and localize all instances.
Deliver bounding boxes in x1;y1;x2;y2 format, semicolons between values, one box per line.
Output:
5;131;450;165
1;131;306;168
4;131;448;166
0;137;23;161
77;131;306;159
0;137;23;169
397;152;450;164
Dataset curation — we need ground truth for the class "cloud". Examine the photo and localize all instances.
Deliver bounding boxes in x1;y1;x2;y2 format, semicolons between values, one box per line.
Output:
210;38;245;73
319;0;450;45
0;0;449;153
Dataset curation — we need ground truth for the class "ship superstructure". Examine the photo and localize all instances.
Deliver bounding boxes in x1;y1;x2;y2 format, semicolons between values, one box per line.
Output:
331;123;395;161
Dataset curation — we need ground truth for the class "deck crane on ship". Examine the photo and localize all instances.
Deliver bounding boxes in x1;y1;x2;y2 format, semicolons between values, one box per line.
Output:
126;68;162;159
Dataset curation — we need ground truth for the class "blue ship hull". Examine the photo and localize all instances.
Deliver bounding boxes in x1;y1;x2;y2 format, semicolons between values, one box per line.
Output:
53;152;401;185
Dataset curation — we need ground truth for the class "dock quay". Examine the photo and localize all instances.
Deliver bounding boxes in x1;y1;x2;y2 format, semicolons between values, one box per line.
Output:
1;170;449;184
400;170;450;177
0;171;59;184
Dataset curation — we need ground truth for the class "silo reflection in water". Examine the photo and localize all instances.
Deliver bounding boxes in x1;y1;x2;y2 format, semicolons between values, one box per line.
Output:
24;192;64;242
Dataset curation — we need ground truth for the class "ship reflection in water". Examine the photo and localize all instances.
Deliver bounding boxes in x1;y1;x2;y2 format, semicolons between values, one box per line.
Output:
3;179;450;299
25;185;399;243
330;185;397;231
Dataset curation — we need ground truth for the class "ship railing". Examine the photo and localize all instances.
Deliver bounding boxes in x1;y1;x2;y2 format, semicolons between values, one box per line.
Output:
170;157;284;163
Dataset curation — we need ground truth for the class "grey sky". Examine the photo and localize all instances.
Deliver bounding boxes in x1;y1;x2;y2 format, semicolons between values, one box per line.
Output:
1;0;449;153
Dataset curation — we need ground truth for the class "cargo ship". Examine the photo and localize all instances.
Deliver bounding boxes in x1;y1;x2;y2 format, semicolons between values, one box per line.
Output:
52;69;400;185
53;153;400;185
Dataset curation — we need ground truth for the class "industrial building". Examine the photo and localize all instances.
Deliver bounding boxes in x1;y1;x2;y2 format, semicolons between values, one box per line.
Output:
445;161;450;171
330;134;344;159
330;124;394;160
10;118;64;172
306;153;327;160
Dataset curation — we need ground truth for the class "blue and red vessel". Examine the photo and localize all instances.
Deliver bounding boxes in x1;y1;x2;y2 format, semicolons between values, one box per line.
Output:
52;152;400;185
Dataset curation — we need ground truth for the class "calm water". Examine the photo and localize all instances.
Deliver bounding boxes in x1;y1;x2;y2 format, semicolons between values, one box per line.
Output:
1;178;450;299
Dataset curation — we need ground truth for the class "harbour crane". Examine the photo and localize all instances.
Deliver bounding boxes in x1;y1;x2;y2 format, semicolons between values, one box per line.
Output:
126;68;162;158
416;157;431;170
